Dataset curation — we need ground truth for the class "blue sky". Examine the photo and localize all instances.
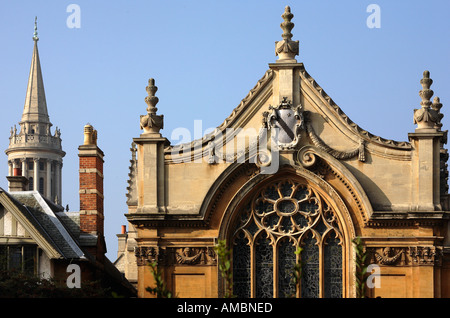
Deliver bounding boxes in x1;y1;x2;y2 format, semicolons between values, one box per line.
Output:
0;1;449;260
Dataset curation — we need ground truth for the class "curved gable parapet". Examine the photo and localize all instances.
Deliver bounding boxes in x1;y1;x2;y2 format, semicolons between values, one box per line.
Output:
298;64;412;155
164;69;274;162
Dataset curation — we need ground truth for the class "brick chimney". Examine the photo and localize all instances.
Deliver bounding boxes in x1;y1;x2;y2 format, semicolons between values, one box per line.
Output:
78;124;106;260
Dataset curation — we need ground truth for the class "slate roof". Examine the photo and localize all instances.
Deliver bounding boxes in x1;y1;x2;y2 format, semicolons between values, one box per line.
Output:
1;189;85;259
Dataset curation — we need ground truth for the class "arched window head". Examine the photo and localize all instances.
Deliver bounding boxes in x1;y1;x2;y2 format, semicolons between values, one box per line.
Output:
231;178;344;298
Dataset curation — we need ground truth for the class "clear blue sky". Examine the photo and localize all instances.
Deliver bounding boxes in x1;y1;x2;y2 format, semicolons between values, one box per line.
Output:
0;1;449;260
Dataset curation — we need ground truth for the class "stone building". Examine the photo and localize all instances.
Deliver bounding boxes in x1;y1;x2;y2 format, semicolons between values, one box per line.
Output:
118;7;449;298
1;22;135;297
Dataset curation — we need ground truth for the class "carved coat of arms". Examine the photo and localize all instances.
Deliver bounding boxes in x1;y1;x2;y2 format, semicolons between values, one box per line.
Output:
265;97;304;150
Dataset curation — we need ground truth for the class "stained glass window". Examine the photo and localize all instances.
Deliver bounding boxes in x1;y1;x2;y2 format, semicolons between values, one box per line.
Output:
231;179;344;298
233;232;251;298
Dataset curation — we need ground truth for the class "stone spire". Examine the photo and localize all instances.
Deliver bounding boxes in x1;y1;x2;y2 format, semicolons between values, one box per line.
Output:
275;6;299;62
22;16;50;127
140;78;164;135
413;70;439;130
5;19;65;205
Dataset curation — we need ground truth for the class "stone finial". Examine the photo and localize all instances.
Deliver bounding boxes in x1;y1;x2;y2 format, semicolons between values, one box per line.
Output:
275;6;299;62
145;78;159;114
432;96;444;130
419;70;433;108
280;6;294;40
140;78;164;134
33;16;39;41
413;70;439;130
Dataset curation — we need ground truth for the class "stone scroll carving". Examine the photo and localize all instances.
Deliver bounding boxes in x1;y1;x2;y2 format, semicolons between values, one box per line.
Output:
304;111;366;162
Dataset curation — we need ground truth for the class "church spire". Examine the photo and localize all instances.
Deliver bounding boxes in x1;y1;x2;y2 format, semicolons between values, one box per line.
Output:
21;16;50;126
6;18;65;205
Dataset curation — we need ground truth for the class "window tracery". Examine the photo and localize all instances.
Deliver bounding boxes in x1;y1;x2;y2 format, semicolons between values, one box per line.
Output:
231;178;344;298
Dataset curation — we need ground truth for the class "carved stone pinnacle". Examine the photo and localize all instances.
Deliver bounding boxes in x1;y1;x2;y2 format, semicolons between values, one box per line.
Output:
281;6;294;40
275;6;299;62
145;78;159;114
432;96;444;130
414;70;439;129
419;70;433;108
140;78;164;134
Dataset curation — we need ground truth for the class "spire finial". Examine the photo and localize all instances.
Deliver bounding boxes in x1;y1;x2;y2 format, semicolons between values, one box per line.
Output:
281;6;294;41
275;6;299;62
33;16;39;41
145;78;159;114
419;70;433;108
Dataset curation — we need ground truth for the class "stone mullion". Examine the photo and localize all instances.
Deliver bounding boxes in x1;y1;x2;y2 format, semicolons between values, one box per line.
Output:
250;239;255;298
273;240;278;298
318;238;324;298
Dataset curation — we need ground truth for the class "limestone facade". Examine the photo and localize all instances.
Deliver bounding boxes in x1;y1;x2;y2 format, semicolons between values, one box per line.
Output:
118;7;449;298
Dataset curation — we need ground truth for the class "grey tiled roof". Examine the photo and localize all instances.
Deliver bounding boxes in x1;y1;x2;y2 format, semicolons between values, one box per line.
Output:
3;189;85;259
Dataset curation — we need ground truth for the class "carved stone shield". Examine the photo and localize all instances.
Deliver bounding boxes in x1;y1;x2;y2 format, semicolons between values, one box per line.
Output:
266;97;304;150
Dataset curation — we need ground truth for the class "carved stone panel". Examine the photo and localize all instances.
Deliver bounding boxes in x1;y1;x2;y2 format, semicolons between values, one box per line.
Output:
134;246;217;266
366;246;443;266
134;246;162;266
172;247;217;266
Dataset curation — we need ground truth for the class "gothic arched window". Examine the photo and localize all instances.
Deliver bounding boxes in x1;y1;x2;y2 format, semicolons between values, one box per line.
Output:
231;178;344;298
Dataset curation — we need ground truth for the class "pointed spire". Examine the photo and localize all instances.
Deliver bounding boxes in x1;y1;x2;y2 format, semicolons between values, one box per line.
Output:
275;6;299;62
21;17;50;127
